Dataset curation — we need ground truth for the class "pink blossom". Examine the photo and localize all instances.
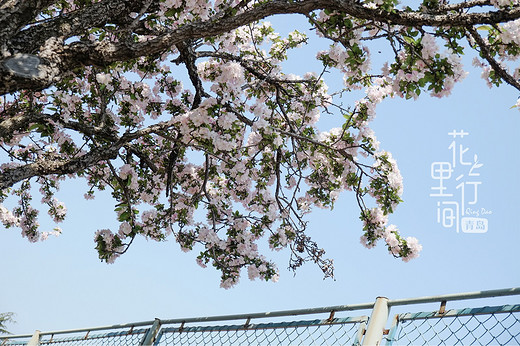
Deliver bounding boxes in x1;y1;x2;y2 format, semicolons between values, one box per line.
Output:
95;73;112;85
0;205;19;227
220;277;237;289
421;34;438;60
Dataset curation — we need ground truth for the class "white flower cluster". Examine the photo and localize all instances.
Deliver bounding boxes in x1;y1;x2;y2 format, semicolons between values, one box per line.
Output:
0;205;19;228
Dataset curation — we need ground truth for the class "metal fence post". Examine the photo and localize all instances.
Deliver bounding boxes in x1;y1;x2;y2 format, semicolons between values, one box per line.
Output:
353;321;367;346
27;330;41;346
384;314;399;346
140;319;161;346
362;297;389;346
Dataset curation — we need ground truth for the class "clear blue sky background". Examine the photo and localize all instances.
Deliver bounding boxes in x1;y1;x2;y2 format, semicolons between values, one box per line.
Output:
1;14;519;335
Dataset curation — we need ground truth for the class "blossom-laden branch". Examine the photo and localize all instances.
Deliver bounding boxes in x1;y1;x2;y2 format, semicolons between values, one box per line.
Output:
1;0;520;287
2;0;520;94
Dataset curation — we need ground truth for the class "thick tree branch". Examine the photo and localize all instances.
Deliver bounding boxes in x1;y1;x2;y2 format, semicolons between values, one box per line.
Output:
0;144;119;190
0;0;55;44
441;0;490;12
0;110;117;142
5;0;149;53
467;26;520;91
178;40;208;108
0;120;173;189
0;112;48;139
2;0;520;95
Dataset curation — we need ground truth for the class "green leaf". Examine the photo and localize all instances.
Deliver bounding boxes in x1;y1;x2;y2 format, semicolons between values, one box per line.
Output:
477;25;493;31
119;211;130;221
28;124;41;131
403;36;416;44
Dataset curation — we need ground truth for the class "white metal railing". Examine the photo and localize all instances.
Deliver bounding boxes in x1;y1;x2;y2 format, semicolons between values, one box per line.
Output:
1;287;519;345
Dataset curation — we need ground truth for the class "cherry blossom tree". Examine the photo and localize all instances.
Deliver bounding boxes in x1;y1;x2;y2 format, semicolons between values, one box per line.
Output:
1;0;519;288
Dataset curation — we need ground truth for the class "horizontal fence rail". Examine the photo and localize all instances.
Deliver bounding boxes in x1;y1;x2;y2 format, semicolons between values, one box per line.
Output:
1;287;519;346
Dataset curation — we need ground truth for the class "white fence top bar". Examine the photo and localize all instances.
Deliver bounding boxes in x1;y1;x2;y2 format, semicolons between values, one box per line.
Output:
387;287;520;307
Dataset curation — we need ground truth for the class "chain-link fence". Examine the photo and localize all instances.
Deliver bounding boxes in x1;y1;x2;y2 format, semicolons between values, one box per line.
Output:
385;304;520;345
1;287;519;346
1;327;150;346
155;316;367;345
0;317;369;346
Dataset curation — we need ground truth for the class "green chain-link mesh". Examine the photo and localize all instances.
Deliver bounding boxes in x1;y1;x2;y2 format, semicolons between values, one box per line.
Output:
155;317;367;346
2;304;519;345
386;304;520;345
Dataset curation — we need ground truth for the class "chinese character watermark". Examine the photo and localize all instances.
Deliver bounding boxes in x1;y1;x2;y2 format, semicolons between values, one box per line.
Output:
430;130;492;233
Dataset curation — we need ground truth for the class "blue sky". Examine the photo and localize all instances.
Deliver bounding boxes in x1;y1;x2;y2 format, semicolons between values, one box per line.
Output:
1;13;520;335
